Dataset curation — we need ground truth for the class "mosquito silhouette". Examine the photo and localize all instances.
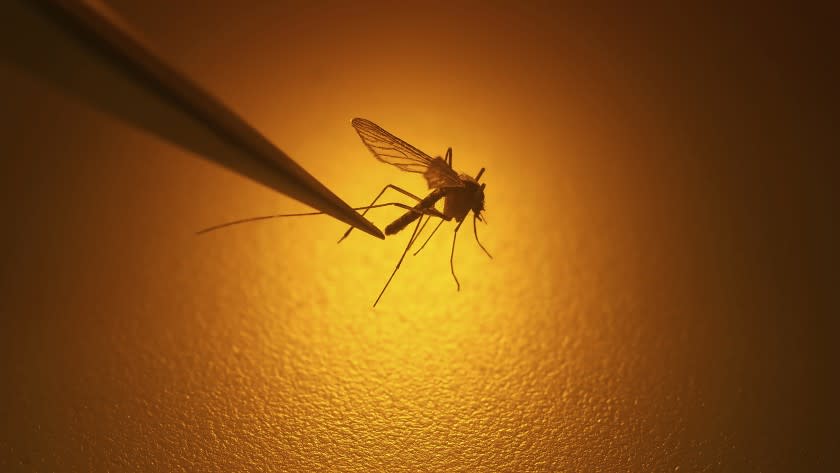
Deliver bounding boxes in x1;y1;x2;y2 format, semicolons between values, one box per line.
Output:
198;118;492;307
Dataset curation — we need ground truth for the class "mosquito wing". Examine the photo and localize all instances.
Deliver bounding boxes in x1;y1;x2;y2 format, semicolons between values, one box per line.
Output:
352;118;463;189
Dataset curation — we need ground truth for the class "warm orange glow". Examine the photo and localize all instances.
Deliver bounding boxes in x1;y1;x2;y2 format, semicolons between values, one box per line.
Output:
1;1;831;471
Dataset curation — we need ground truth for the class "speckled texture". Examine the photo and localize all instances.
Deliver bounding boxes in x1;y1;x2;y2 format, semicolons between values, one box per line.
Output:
0;2;835;471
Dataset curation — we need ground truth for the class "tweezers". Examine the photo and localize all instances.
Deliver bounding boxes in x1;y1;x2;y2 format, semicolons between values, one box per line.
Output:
9;0;384;239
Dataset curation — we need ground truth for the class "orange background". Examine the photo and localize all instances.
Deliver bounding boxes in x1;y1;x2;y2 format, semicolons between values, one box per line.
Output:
0;1;835;471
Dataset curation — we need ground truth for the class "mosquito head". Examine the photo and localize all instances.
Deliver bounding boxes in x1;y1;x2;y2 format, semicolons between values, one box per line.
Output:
472;182;487;221
472;169;487;217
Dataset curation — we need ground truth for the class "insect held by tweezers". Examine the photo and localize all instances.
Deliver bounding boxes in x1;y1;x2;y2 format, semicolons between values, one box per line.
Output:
343;118;492;306
197;118;493;307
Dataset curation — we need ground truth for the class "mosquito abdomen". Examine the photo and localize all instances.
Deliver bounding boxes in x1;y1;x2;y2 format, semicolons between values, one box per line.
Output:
385;211;422;235
385;189;446;235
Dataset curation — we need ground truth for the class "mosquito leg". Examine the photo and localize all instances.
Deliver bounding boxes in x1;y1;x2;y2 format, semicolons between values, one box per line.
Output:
362;202;425;213
450;219;466;291
472;214;493;259
410;213;449;251
355;202;438;220
374;214;424;307
339;184;424;243
361;204;444;228
412;214;432;247
197;201;429;235
413;218;445;256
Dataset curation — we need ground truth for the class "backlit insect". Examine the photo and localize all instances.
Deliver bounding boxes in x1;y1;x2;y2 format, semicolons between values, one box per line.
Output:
198;118;492;307
344;118;492;306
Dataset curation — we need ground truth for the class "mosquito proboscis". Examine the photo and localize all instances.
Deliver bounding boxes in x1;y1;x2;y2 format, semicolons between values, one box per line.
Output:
198;118;492;307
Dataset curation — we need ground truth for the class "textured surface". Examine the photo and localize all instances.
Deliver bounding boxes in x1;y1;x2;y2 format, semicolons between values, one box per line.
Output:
0;2;835;471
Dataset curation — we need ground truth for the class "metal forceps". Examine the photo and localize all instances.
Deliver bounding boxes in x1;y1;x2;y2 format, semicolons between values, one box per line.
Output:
4;0;384;239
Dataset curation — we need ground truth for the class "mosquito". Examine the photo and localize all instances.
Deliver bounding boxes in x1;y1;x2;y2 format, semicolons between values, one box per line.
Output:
197;118;492;307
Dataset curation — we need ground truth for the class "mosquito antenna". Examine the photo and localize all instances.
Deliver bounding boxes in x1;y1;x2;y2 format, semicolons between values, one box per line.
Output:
413;218;445;256
472;214;492;259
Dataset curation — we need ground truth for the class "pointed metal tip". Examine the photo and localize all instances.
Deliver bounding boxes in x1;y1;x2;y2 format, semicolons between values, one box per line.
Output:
37;0;386;241
346;215;384;240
